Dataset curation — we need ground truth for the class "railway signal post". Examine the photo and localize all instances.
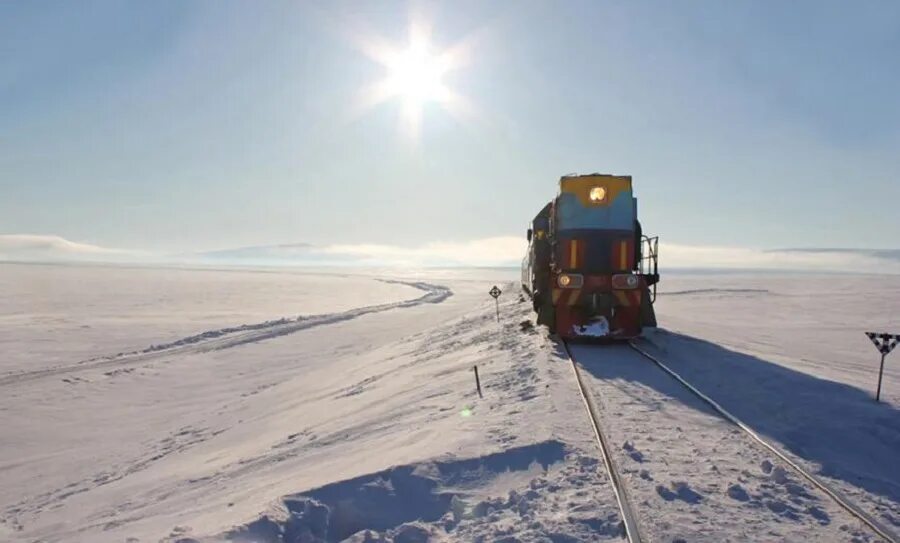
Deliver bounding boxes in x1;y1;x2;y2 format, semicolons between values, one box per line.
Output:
865;332;899;402
489;285;502;322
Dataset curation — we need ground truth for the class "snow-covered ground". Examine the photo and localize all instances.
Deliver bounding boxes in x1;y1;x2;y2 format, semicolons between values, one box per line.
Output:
1;265;898;542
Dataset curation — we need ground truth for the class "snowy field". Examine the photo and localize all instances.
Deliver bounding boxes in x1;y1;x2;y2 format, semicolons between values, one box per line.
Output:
1;264;898;542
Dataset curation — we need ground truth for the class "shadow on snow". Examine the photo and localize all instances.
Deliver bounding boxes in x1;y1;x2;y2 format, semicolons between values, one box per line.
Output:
564;331;900;514
226;440;567;543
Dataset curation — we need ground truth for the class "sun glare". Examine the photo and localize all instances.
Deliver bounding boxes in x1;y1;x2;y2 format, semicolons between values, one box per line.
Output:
383;41;449;110
354;21;474;139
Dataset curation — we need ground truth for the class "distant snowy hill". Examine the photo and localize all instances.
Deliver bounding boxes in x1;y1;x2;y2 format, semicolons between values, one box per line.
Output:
0;234;139;263
187;243;355;267
186;237;526;268
777;247;900;262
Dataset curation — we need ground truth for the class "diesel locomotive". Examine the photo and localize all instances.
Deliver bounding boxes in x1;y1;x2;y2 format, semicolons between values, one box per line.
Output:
521;173;659;339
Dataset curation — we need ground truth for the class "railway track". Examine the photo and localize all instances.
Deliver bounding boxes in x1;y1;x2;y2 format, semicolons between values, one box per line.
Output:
563;341;643;543
563;339;899;543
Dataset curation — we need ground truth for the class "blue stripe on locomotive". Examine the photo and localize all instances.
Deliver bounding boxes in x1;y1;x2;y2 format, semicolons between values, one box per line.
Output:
556;191;637;232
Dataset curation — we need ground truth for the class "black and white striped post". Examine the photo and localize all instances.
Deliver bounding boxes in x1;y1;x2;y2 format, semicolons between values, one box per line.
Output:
865;332;899;402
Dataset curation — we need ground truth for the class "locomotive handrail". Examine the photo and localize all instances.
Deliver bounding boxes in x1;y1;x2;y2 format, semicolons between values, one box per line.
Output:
640;235;659;303
641;235;659;275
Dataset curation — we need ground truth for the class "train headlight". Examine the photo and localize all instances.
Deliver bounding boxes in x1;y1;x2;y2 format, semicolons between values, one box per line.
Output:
557;273;584;289
612;274;640;289
589;186;607;202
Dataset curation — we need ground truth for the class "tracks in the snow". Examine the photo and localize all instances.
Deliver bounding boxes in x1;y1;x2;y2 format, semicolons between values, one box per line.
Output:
0;281;452;388
563;339;899;543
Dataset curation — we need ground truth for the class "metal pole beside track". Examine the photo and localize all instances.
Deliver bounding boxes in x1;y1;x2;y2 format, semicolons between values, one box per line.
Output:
876;353;887;402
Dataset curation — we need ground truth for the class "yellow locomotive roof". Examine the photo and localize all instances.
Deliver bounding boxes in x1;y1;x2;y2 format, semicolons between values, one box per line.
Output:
559;174;632;209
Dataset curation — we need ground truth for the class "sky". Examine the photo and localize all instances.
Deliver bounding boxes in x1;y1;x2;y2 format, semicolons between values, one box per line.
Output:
2;1;899;266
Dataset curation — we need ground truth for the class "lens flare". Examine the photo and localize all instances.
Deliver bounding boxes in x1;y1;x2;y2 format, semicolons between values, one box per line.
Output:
352;18;478;139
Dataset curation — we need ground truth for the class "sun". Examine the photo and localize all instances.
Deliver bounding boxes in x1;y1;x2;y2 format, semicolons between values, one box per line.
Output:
353;21;474;138
382;39;450;110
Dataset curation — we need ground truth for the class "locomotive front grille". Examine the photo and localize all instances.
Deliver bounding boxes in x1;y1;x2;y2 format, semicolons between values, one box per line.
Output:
587;292;613;316
556;230;637;274
551;283;642;312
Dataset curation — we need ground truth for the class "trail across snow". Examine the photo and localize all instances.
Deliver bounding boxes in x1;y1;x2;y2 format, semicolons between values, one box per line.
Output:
138;281;451;354
0;264;426;375
0;280;450;387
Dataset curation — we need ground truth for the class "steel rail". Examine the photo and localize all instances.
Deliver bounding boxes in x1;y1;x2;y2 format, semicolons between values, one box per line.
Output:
563;341;643;543
628;341;898;543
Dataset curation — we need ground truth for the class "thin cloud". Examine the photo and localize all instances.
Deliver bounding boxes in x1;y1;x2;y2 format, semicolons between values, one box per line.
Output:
320;236;526;267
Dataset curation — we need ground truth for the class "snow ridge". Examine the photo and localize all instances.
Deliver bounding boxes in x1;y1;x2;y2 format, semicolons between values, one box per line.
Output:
224;441;574;543
140;280;451;354
0;280;452;387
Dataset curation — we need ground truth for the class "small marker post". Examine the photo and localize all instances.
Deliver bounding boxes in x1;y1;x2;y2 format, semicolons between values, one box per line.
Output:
865;332;899;402
473;365;483;399
489;285;502;322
